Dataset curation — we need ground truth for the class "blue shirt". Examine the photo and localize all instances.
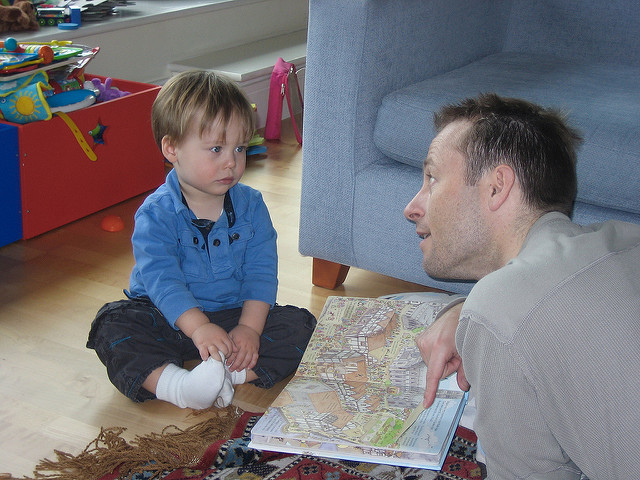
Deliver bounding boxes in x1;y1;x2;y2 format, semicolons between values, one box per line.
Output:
127;169;278;328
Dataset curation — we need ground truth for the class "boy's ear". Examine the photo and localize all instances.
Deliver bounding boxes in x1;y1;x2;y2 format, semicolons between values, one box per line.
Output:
161;135;177;164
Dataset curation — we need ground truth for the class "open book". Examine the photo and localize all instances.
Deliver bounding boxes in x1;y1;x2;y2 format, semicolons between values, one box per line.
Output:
249;295;468;470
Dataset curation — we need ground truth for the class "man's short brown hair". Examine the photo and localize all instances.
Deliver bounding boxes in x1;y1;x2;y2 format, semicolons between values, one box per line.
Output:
435;93;582;217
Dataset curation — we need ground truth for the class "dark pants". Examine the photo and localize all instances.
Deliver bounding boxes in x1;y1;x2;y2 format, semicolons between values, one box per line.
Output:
87;298;316;402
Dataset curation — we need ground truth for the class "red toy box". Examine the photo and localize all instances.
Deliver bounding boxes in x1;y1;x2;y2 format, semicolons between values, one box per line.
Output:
0;75;165;239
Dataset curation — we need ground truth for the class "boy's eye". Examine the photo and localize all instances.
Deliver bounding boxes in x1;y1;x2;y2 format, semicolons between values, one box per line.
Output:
210;146;222;153
235;146;246;153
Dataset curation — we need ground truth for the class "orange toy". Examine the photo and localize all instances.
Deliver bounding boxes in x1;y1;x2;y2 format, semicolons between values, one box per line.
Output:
100;215;125;232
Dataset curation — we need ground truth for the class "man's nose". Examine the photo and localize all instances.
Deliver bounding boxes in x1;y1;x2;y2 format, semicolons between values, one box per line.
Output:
404;194;423;222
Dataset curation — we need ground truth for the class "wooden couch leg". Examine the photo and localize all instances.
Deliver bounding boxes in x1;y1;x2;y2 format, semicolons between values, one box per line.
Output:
312;258;350;289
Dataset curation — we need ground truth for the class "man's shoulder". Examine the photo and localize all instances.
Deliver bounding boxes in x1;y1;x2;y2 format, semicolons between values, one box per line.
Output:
462;215;640;342
461;267;534;343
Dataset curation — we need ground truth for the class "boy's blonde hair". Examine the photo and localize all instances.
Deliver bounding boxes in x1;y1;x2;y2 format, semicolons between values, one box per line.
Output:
151;70;255;149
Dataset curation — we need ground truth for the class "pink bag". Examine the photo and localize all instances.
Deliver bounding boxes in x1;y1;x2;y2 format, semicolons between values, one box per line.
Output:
264;57;304;144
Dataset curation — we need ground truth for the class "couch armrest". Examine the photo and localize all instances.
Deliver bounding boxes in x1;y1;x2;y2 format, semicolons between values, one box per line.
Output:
299;0;510;263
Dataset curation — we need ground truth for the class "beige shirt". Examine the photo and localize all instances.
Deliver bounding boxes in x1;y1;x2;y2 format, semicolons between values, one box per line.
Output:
457;212;640;479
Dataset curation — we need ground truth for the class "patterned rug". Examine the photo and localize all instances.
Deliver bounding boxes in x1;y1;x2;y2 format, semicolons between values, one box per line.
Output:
100;412;483;480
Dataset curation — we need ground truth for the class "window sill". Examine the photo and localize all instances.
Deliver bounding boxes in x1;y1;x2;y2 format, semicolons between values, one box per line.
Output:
11;0;260;43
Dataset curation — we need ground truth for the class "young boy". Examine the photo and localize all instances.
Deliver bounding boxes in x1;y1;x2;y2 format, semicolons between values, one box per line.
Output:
87;71;316;410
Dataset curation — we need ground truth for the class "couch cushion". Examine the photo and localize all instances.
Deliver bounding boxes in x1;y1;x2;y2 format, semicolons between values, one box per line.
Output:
374;52;640;216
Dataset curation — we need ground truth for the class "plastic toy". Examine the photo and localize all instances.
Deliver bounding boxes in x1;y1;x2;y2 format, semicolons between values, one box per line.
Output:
57;22;78;30
90;77;129;102
247;145;267;156
0;50;39;70
22;44;54;63
100;215;125;232
1;38;82;59
1;38;54;64
46;88;96;113
55;110;97;161
89;121;107;144
35;6;68;27
1;38;90;76
0;39;100;123
0;70;51;123
247;129;266;156
1;36;17;50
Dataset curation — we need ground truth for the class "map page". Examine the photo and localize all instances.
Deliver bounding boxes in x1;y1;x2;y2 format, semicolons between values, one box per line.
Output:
249;296;467;469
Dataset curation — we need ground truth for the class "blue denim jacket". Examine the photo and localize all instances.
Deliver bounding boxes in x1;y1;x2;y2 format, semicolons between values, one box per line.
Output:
126;169;278;328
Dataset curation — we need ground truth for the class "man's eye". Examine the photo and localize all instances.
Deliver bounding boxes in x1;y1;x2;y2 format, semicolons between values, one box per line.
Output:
210;146;222;153
235;146;246;153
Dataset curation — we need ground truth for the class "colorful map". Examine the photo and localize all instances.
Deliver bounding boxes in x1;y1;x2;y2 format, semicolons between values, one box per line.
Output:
250;296;467;470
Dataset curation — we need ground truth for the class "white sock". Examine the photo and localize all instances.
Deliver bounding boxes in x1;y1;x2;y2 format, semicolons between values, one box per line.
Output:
226;365;247;385
155;357;235;409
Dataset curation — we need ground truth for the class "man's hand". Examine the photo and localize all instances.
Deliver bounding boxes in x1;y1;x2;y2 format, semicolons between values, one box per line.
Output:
416;302;470;408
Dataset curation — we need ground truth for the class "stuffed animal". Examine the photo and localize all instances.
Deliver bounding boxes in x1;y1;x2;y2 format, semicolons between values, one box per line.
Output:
0;0;39;33
89;77;130;102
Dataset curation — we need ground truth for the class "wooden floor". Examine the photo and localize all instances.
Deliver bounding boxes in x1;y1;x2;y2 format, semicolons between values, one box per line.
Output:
0;123;430;478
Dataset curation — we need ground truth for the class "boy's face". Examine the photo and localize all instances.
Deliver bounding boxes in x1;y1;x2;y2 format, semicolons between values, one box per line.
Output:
162;113;248;205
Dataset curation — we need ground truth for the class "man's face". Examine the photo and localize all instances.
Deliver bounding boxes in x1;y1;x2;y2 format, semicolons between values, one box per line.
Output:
404;121;491;281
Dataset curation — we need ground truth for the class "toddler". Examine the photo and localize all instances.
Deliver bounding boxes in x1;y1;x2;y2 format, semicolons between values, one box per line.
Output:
87;71;316;409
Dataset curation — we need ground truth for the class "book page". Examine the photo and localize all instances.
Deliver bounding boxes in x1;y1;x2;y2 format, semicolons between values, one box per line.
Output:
250;296;467;468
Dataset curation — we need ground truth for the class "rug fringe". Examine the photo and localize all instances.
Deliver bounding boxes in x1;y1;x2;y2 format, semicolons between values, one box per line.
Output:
3;406;243;480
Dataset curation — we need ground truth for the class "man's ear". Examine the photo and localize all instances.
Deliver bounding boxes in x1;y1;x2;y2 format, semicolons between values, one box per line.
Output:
161;136;177;164
486;164;516;212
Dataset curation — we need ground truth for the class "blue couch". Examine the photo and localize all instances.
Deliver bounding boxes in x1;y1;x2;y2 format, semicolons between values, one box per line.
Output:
298;0;640;293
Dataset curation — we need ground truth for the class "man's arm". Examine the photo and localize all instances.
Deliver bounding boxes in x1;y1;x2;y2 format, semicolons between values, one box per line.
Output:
416;301;470;408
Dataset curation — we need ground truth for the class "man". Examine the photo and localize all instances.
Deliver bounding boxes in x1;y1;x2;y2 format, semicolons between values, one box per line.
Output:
404;94;640;479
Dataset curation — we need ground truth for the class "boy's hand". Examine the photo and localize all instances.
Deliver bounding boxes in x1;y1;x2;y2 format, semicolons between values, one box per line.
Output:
176;308;235;361
227;324;260;372
226;300;269;372
191;322;236;362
